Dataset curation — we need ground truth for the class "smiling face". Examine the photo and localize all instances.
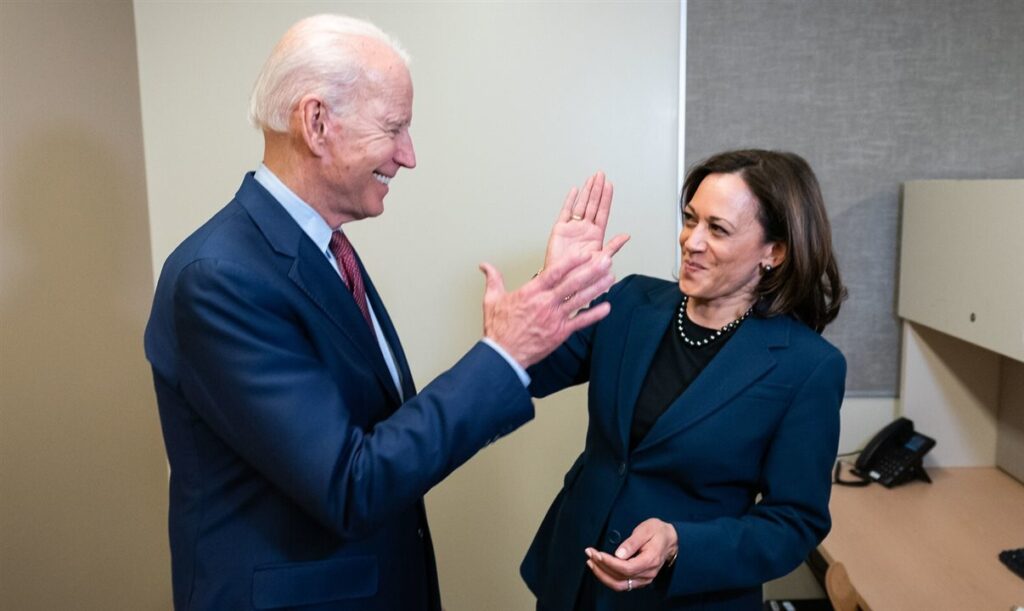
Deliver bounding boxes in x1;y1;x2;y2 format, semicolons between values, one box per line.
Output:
678;172;783;319
318;45;416;224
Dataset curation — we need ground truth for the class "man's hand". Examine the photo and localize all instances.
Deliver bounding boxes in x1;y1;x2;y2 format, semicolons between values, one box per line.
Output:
479;171;630;368
544;171;630;268
584;518;679;592
479;245;624;368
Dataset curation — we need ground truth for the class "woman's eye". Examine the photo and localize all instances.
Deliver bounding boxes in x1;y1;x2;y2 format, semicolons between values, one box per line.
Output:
710;224;728;235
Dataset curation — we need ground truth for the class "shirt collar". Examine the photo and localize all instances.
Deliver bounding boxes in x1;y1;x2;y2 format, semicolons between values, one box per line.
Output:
254;163;336;256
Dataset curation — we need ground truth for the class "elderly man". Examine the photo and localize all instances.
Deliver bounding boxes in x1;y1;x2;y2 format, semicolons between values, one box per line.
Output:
144;14;625;611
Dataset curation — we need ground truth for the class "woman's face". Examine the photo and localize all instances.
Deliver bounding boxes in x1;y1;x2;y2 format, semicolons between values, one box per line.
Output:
678;172;781;309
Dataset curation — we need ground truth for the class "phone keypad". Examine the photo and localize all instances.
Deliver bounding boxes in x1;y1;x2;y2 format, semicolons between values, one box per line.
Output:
869;448;916;483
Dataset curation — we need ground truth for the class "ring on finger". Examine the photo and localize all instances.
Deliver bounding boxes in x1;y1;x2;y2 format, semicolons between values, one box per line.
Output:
571;214;583;221
627;578;633;592
562;292;576;303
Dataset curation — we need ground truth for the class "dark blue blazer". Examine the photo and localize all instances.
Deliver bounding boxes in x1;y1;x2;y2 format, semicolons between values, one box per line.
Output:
521;275;845;611
145;174;532;610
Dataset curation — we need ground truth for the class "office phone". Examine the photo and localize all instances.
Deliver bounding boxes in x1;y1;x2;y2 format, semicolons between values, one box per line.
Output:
836;417;936;487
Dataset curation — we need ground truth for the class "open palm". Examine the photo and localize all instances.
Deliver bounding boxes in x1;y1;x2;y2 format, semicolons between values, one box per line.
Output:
544;171;629;268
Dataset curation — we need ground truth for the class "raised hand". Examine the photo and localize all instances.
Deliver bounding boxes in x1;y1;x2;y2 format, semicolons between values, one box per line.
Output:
479;242;625;368
544;171;629;269
584;518;679;592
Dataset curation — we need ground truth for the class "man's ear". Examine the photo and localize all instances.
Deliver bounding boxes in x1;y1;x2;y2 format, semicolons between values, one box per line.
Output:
297;95;330;156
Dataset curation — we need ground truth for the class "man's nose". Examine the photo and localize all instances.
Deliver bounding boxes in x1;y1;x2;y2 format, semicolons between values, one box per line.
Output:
396;130;416;169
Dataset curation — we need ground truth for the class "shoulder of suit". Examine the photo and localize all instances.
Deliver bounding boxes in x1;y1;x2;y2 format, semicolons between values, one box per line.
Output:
169;173;282;258
764;314;845;363
610;274;675;299
167;201;251;263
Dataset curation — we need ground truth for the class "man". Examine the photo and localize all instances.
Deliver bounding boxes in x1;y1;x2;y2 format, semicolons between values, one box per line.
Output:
144;14;625;611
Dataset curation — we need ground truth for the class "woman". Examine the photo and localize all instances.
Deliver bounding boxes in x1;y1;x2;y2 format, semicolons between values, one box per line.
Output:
521;150;847;611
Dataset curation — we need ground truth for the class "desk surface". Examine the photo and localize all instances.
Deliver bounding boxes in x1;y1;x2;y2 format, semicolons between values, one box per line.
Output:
820;466;1024;610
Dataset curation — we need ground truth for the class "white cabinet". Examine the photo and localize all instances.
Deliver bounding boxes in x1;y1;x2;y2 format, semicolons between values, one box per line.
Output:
898;180;1024;478
899;180;1024;362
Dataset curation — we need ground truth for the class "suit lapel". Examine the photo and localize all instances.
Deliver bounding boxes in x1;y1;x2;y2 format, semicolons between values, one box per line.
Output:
634;314;789;453
235;174;402;405
361;258;416;400
614;284;678;455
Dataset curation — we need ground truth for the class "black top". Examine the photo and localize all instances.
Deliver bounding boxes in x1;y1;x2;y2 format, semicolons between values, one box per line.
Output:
578;297;748;610
628;298;741;451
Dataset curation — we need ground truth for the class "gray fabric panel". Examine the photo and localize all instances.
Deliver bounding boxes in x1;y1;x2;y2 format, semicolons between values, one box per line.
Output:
686;0;1024;395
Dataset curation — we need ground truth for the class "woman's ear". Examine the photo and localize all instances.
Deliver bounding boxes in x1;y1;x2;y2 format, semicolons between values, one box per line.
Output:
297;95;329;156
766;241;787;269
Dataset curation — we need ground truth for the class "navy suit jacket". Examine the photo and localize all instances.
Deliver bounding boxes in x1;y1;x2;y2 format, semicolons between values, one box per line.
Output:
521;275;845;611
145;174;533;610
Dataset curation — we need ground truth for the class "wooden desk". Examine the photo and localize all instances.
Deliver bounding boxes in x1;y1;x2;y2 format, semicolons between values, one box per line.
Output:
820;467;1024;610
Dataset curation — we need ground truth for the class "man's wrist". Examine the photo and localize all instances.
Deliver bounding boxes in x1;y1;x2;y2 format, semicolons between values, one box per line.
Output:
480;338;531;387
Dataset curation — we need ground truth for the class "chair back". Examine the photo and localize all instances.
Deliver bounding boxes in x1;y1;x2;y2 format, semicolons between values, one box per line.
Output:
824;562;870;611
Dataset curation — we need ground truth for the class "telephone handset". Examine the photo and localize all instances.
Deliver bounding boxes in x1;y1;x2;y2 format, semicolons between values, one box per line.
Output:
836;417;936;487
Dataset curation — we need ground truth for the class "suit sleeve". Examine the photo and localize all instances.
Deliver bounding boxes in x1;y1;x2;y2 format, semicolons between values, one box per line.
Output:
666;348;846;596
527;275;636;397
173;257;533;539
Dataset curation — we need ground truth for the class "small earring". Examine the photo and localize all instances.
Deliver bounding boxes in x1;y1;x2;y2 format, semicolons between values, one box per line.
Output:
762;263;773;273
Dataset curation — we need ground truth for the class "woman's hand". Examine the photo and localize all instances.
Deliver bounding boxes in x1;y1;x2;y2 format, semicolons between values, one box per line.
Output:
543;171;629;272
584;518;679;592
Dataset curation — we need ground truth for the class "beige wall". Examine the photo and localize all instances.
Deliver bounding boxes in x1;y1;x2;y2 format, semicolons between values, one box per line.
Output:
134;2;679;609
0;2;171;609
0;2;904;607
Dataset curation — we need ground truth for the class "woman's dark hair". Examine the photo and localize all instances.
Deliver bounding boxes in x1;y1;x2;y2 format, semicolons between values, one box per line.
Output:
681;149;846;332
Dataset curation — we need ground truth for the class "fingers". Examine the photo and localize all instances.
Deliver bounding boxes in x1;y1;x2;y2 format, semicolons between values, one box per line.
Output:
604;233;631;258
585;548;632;588
589;547;643;578
565;171;611;223
533;249;590;290
587;558;636;591
551;255;614;312
532;251;589;292
478;262;506;303
615;526;653;560
592;548;661;580
563;301;611;334
582;172;605;223
558;186;579;223
593;178;613;229
570;173;596;221
585;548;657;592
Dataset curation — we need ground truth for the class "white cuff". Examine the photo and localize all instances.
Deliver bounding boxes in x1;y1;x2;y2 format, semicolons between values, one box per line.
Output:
481;338;531;387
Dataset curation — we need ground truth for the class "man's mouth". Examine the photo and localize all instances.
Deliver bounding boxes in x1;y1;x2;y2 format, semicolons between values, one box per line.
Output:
373;172;392;186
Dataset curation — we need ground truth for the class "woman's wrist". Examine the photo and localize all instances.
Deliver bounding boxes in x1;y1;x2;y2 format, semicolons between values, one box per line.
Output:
662;521;679;567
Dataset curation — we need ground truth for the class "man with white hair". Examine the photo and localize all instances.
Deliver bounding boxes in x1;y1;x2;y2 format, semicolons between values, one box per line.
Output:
145;14;625;611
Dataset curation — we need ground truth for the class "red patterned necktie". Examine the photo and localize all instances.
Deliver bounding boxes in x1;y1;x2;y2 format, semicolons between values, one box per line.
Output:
329;230;373;329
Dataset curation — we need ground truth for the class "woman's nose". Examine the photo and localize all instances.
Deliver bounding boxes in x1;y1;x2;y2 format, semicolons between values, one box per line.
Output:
681;226;706;251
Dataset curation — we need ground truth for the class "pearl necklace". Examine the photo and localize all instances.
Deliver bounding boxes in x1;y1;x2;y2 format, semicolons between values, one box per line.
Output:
676;294;753;349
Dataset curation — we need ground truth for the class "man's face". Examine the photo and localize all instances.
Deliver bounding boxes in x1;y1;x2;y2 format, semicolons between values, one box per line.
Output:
320;52;416;224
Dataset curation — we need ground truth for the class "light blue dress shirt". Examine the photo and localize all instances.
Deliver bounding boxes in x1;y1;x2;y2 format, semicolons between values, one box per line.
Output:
253;164;529;391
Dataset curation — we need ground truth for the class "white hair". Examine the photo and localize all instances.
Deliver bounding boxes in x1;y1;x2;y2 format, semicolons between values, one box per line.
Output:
248;14;410;132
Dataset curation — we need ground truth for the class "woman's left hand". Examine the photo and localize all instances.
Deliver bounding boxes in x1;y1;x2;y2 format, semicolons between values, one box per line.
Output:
584;518;679;592
543;171;628;270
